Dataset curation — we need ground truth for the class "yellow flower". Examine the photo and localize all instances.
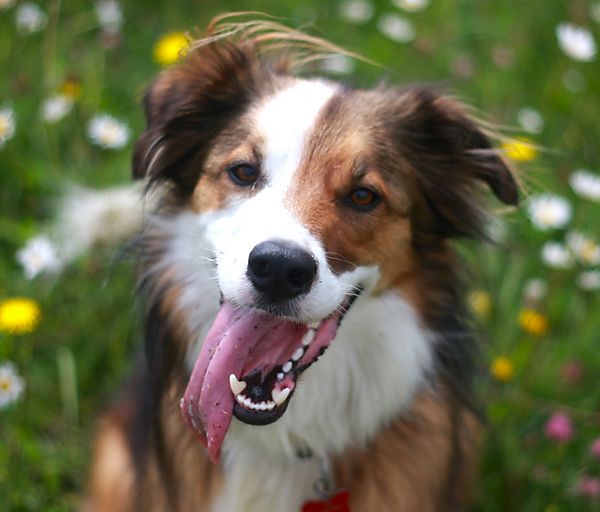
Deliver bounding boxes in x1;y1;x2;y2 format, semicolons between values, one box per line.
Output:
153;32;189;66
60;78;81;100
519;308;548;336
491;356;514;382
0;298;41;334
468;290;492;318
502;137;538;162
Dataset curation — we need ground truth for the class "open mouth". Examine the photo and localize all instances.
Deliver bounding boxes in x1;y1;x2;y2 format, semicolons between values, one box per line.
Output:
180;289;361;463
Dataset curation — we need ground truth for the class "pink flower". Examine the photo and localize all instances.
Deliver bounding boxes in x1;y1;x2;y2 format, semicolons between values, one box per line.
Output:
576;476;600;499
591;438;600;459
560;360;584;385
544;413;575;442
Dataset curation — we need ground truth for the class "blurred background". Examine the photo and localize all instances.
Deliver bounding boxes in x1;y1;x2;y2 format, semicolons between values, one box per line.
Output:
1;0;599;510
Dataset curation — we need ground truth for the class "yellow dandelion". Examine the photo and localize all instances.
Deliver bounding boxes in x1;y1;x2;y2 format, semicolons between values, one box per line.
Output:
153;32;189;66
501;137;538;162
519;308;548;336
0;298;41;334
60;78;82;100
491;356;514;382
468;290;492;318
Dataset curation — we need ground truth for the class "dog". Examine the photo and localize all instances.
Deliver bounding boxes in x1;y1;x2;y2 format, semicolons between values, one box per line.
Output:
83;15;518;512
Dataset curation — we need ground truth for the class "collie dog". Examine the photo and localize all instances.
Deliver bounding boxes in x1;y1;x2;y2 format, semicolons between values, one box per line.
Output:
84;16;518;512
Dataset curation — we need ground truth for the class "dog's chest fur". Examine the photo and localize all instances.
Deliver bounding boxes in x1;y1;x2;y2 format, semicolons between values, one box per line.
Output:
158;212;435;511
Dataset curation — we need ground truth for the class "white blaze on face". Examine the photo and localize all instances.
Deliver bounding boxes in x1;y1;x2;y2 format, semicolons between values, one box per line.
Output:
204;79;378;322
254;79;337;188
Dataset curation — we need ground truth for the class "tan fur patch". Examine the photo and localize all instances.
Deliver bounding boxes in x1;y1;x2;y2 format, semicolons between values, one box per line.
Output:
333;390;482;512
82;409;134;512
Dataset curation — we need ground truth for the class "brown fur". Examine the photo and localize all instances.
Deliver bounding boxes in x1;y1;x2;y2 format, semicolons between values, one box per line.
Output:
85;385;479;512
84;14;518;512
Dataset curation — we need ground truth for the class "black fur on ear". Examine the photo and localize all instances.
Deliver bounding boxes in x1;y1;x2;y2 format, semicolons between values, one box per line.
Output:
395;87;518;241
132;40;276;193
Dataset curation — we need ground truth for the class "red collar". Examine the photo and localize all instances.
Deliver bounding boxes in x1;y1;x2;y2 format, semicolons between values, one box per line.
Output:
301;490;350;512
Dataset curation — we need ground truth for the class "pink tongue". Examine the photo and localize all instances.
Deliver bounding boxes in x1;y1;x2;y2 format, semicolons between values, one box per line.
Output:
180;301;309;463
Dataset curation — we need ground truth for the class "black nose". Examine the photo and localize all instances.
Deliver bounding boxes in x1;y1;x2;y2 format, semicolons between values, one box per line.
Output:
247;240;317;302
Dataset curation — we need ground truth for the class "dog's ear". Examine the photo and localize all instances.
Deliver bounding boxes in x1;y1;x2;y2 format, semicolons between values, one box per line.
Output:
132;41;272;192
397;87;518;240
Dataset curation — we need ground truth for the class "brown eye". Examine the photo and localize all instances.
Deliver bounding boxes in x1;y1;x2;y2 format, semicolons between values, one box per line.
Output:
346;187;381;211
227;163;259;187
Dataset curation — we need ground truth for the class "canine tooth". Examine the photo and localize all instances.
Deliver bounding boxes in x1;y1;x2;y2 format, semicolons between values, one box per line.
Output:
229;374;247;396
277;372;284;381
309;321;320;329
291;347;304;362
272;387;291;407
301;329;315;346
282;361;292;373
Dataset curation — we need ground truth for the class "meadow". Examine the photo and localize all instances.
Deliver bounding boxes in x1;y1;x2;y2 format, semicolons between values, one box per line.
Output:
1;0;599;510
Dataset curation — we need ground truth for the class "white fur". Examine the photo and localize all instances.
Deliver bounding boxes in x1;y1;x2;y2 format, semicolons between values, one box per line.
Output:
151;79;435;511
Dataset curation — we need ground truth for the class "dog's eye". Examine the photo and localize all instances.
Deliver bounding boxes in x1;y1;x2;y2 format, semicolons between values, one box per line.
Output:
227;163;259;187
346;187;381;211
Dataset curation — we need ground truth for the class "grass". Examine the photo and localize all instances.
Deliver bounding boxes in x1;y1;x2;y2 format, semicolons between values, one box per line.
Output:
1;0;600;510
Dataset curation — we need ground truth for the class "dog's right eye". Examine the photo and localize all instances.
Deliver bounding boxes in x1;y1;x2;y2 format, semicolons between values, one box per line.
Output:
227;163;260;187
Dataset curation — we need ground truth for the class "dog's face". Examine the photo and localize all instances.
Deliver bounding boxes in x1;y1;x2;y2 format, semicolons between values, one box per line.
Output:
134;39;517;462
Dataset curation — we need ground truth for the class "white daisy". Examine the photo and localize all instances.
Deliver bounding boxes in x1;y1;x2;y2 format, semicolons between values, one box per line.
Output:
338;0;373;24
87;114;129;149
15;3;47;34
320;54;355;75
0;362;25;408
95;0;122;34
40;94;74;124
377;13;415;43
541;241;574;269
577;270;600;290
392;0;429;13
566;231;600;265
16;235;63;279
0;0;16;10
517;107;544;134
0;108;16;148
523;278;548;302
569;169;600;202
556;23;596;62
526;194;572;231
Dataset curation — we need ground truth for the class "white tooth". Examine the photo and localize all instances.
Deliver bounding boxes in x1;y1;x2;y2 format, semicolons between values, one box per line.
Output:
259;401;268;411
291;347;304;362
309;321;320;329
266;401;275;410
243;397;252;408
229;374;247;396
301;329;315;346
277;372;285;381
282;361;292;373
272;387;291;406
236;394;246;405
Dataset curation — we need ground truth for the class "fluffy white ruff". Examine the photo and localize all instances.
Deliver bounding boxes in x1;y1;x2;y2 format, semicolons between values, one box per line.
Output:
153;211;434;512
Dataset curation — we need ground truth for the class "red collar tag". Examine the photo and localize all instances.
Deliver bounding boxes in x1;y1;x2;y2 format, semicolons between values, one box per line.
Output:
301;490;350;512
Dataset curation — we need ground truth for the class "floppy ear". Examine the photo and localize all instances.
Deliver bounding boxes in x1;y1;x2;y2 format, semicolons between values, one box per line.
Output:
132;40;273;192
398;87;518;240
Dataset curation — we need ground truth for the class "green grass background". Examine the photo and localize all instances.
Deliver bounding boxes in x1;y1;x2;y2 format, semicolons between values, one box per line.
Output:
1;0;600;510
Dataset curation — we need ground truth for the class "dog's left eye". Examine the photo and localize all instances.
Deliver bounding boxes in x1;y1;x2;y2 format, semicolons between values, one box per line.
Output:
346;187;381;211
227;163;259;187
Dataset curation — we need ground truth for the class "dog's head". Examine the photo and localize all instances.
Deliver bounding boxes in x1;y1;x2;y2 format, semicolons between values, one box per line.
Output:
133;19;518;462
